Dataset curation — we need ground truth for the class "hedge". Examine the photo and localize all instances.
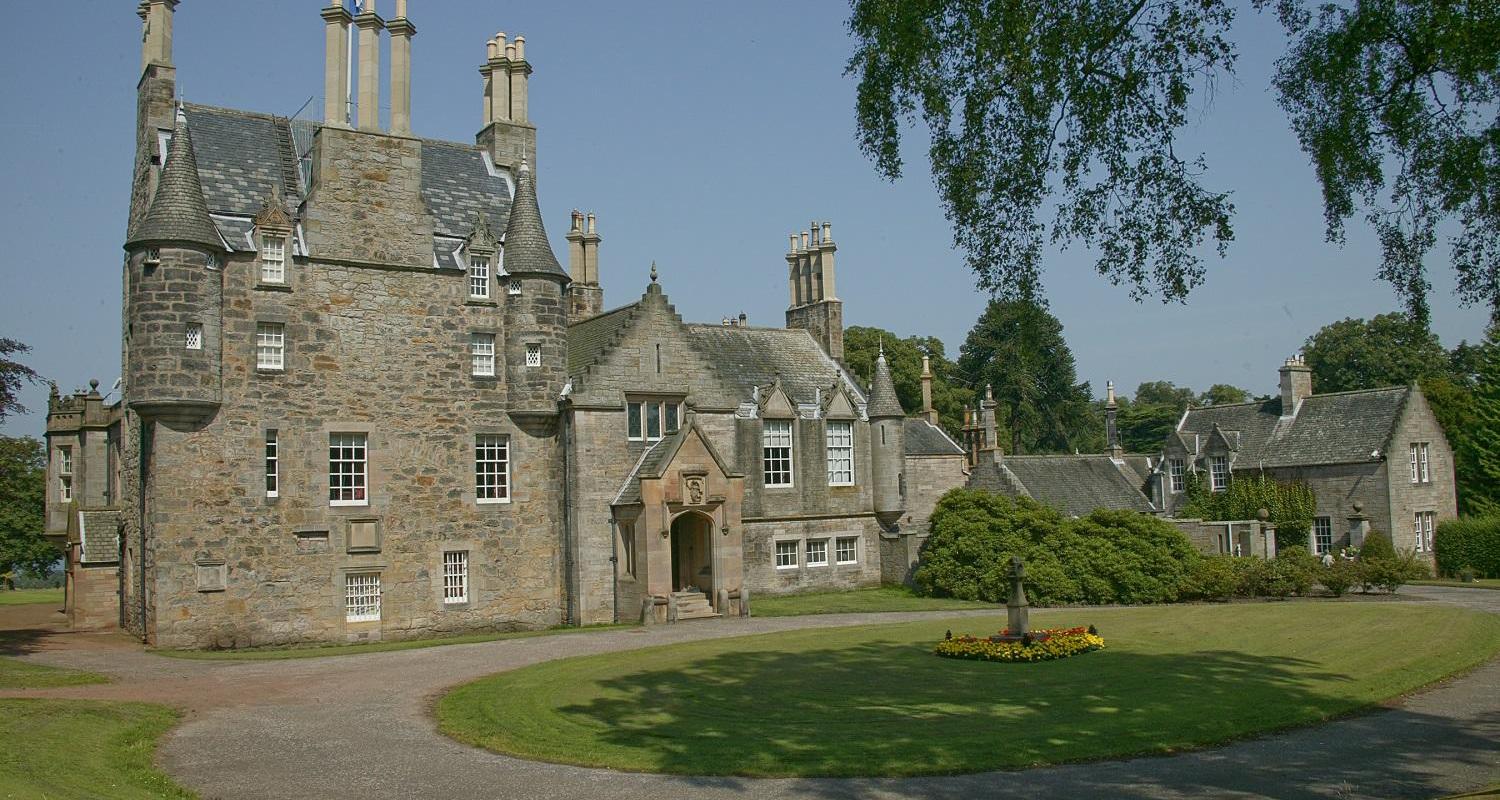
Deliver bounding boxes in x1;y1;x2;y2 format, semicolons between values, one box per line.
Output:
1435;516;1500;578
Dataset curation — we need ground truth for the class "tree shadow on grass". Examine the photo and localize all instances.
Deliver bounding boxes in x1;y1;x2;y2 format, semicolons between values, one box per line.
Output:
537;634;1498;798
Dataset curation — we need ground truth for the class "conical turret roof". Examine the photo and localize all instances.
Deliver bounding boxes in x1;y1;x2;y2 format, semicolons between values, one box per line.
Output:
126;109;223;252
867;347;905;418
501;161;568;280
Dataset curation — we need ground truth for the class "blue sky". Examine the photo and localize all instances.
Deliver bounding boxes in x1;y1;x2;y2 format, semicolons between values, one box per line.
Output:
0;1;1489;436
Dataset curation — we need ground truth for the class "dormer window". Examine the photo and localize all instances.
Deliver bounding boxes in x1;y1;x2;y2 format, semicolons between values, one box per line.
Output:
469;256;491;299
260;235;286;284
1208;455;1229;492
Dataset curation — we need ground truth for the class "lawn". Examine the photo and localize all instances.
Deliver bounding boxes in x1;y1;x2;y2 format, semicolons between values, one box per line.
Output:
438;602;1500;777
753;586;1000;617
0;588;64;606
156;623;627;661
0;699;195;799
1413;579;1500;591
0;656;109;689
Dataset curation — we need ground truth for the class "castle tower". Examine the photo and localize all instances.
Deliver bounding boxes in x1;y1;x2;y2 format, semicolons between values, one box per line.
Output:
566;210;604;321
784;220;843;361
502;161;571;415
867;345;906;526
123;108;226;424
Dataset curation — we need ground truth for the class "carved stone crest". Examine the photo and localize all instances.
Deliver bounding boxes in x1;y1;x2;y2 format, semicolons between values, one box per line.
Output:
685;476;706;506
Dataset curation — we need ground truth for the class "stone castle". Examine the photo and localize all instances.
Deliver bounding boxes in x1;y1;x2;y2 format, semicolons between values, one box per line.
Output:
45;2;1456;649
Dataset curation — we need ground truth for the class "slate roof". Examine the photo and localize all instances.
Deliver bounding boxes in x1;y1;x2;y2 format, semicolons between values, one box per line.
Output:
419;140;510;241
613;438;669;506
127;111;224;251
970;455;1156;517
1177;386;1410;467
904;418;965;456
500;162;567;279
568;302;639;376
78;510;121;565
183;105;298;217
866;353;905;418
681;324;862;405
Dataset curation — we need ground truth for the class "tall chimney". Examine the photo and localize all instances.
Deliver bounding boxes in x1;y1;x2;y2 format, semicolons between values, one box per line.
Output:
980;384;999;453
353;0;385;132
566;210;585;281
920;355;936;424
509;36;531;122
141;0;178;71
566;210;604;321
488;33;509;124
387;0;415;135
321;3;353;126
476;31;534;171
1279;355;1313;417
1105;380;1122;458
583;212;601;285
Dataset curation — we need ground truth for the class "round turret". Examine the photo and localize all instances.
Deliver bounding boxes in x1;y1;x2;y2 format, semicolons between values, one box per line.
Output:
500;161;570;415
867;348;906;526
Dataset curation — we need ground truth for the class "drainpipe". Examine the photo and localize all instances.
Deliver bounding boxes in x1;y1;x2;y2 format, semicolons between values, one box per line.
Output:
608;517;619;624
137;419;150;644
560;402;577;626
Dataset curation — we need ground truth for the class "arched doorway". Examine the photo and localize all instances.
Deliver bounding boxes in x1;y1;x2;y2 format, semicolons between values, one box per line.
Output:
669;512;713;593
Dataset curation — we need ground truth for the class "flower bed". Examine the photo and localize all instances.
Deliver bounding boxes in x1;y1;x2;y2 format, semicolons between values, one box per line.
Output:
934;626;1105;663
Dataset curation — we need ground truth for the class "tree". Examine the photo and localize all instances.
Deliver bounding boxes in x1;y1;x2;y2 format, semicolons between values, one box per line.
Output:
0;338;42;425
958;300;1094;454
0;436;54;585
1302;313;1449;393
846;1;1500;319
1199;384;1250;406
844;326;973;434
1134;381;1197;408
1115;400;1181;454
1463;321;1500;516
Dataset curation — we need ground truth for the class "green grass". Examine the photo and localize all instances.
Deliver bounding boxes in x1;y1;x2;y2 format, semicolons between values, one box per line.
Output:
0;657;108;689
154;623;629;661
0;588;64;606
0;699;194;799
438;602;1500;777
753;586;1001;617
1413;579;1500;591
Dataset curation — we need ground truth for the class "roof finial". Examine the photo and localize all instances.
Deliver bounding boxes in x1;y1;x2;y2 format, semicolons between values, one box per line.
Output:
878;334;885;360
650;260;658;283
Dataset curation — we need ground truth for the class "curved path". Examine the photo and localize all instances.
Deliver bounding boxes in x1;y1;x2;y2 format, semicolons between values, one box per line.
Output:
4;586;1498;799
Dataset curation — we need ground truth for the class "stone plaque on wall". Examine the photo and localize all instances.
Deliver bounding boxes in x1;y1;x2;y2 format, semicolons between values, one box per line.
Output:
347;519;381;553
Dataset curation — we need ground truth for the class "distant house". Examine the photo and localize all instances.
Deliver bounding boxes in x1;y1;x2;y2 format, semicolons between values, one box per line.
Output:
1152;357;1457;560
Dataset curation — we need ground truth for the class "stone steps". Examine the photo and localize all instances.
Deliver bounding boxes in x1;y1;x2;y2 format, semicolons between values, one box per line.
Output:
671;590;720;621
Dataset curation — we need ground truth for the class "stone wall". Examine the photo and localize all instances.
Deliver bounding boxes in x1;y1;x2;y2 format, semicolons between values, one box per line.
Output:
303;127;433;268
881;452;968;584
742;517;883;596
67;558;120;630
1384;389;1458;560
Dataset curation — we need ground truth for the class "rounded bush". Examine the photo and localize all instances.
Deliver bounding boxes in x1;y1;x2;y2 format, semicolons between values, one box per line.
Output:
1434;516;1500;578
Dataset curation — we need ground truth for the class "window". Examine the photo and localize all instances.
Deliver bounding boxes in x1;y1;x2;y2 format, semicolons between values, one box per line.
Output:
57;446;72;503
626;400;682;442
1208;456;1229;492
1169;458;1185;493
256;322;284;370
470;333;496;377
469;256;490;298
835;536;858;565
525;342;541;367
1423;511;1435;552
1414;511;1435;552
329;433;367;505
265;430;278;498
1409;442;1430;483
185;323;202;350
508;279;522;296
806;539;829;567
475;434;510;503
144;247;160;266
345;572;381;622
775;540;799;570
442;551;469;604
826;421;854;486
620;523;637;578
260;235;286;284
1313;517;1332;555
763;419;794;487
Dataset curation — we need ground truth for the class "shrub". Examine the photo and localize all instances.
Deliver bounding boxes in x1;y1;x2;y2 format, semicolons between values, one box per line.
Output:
1184;555;1240;601
1358;531;1396;562
1319;558;1360;597
1434;516;1500;578
1272;547;1320;596
1359;551;1430;593
916;490;1199;605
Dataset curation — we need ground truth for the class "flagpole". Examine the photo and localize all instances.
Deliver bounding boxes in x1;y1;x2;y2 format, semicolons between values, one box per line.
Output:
346;0;356;125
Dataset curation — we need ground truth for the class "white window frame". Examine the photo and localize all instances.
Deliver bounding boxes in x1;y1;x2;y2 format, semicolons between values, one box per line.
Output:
57;446;72;503
763;419;794;488
475;434;511;504
507;279;522;296
1313;516;1332;555
1414;511;1435;552
1423;511;1435;552
442;550;469;604
185;322;202;350
1208;455;1229;492
470;333;496;377
1418;443;1430;483
835;536;858;565
256;322;285;371
626;400;682;442
525;342;542;368
825;421;854;486
1169;458;1185;493
260;235;286;284
344;572;381;622
328;432;368;506
805;538;829;567
265;430;279;499
1409;444;1420;484
774;540;799;570
469;256;491;299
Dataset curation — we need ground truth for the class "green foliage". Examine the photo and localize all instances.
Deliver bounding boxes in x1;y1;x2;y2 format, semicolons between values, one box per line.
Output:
1200;384;1251;406
0;338;42;424
1135;381;1197;408
1178;473;1316;547
1358;530;1397;562
1302;313;1450;393
956;300;1094;454
1115;401;1183;454
1319;558;1361;597
844;326;972;435
1435;516;1500;578
914;490;1198;605
0;436;53;582
1270;547;1320;597
1462;322;1500;516
1183;556;1242;601
1359;551;1430;594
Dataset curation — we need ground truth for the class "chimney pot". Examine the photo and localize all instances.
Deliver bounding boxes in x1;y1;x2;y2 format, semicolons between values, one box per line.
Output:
496;32;507;54
395;0;407;17
587;212;596;234
788;234;798;252
487;37;498;59
801;231;810;249
514;35;525;61
504;42;516;60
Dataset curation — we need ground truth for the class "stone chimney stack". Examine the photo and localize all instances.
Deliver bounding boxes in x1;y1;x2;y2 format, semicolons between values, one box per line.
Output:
784;220;844;362
979;384;999;453
920;355;937;425
1279;355;1313;417
321;3;353;126
477;31;536;172
1105;380;1123;459
566;210;604;321
353;1;385;132
387;0;416;135
510;36;531;122
139;0;178;72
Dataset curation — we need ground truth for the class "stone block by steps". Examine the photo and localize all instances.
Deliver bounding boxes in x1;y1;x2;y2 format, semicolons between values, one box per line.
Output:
671;590;720;621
